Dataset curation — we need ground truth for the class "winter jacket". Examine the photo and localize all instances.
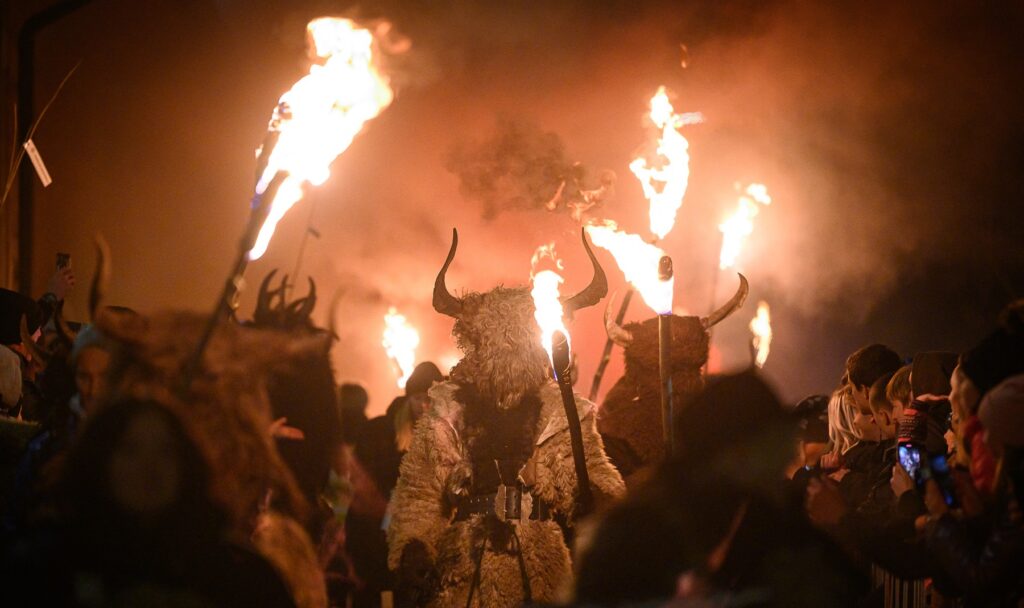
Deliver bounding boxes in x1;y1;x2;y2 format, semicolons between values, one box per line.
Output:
926;497;1024;606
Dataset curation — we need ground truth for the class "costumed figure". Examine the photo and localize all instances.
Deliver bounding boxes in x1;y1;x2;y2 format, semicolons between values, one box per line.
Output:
248;271;342;526
598;275;748;486
387;230;625;607
52;245;331;607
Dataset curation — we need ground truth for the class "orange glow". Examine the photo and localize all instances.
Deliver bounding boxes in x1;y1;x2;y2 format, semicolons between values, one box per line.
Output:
718;182;772;269
749;300;772;368
249;17;396;260
586;221;673;315
629;86;702;240
382;306;419;388
530;243;569;362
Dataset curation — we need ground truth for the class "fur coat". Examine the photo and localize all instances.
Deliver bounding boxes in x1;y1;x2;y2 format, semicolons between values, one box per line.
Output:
387;380;625;607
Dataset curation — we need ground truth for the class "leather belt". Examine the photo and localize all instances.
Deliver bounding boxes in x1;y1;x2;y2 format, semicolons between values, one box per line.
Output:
454;488;553;521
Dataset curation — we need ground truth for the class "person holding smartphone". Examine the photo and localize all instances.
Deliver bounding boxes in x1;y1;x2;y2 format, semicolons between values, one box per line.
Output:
924;374;1024;605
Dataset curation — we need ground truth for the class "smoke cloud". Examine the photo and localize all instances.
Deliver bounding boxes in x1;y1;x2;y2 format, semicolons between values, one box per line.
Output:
446;117;614;221
20;0;1024;409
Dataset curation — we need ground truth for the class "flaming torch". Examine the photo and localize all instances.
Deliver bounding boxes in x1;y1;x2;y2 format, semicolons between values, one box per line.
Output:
585;221;677;453
629;86;703;240
383;307;420;389
718;183;771;271
657;256;675;454
530;245;592;513
590;87;698;400
707;183;771;344
749;300;772;368
585;221;673;315
183;18;397;386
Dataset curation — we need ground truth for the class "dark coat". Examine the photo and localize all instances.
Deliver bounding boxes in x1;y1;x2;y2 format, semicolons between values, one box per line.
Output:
926;497;1024;606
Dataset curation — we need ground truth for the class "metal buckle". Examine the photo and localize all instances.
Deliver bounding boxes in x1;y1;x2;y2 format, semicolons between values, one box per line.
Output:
494;485;532;522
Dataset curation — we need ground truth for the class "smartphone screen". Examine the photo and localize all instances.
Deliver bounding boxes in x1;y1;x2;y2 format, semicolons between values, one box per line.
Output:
898;444;922;482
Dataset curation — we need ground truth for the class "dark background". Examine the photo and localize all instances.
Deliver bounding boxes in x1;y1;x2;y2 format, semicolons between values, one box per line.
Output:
5;0;1023;414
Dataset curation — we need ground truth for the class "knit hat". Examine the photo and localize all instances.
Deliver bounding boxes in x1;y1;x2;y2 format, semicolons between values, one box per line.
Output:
977;374;1024;448
960;329;1024;398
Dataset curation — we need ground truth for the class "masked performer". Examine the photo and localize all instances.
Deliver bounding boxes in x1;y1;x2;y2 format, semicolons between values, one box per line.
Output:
598;275;748;486
387;230;625;607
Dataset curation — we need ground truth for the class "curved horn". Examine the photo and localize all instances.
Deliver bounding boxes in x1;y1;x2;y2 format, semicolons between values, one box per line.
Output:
562;228;608;313
604;292;634;347
432;228;463;318
255;269;279;319
288;277;317;318
702;273;749;329
54;301;78;345
276;274;290;311
20;316;48;365
89;234;111;321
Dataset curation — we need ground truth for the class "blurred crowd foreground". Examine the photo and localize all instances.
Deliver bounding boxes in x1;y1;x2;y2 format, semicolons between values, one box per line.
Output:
1;260;1023;608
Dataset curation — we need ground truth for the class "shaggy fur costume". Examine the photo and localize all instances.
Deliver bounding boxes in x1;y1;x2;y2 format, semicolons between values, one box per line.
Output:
448;288;552;411
96;311;328;607
387;380;624;607
598;315;710;486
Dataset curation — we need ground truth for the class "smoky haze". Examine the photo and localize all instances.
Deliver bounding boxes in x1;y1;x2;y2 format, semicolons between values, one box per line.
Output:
21;0;1024;414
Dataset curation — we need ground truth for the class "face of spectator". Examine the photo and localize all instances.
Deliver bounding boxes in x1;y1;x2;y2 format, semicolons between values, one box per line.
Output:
850;384;871;413
75;347;111;413
950;365;979;421
853;400;880;442
891;398;906;426
872;405;897;439
408;392;431;421
108;410;183;516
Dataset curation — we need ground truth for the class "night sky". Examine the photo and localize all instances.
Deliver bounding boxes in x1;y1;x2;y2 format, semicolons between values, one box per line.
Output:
13;0;1024;413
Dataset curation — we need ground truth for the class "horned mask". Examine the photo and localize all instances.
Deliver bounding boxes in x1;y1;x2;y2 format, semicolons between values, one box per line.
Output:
434;229;607;410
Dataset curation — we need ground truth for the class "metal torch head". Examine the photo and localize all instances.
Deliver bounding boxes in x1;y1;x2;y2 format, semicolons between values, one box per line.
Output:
551;330;572;382
658;255;673;282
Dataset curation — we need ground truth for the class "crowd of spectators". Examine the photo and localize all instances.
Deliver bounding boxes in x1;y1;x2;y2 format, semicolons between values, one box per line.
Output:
1;262;1022;607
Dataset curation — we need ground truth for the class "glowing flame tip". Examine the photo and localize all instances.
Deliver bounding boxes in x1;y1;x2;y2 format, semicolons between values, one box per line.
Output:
749;300;772;368
248;17;396;261
718;182;771;270
382;306;420;388
585;222;674;315
530;244;570;366
631;86;700;240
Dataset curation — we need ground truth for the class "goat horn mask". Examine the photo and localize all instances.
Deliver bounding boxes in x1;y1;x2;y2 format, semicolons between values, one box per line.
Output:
433;228;608;319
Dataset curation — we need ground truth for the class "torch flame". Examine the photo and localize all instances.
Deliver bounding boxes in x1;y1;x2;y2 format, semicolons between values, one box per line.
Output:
382;306;420;389
749;300;772;368
585;221;674;315
530;244;569;364
718;182;772;270
629;86;703;240
248;17;396;261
